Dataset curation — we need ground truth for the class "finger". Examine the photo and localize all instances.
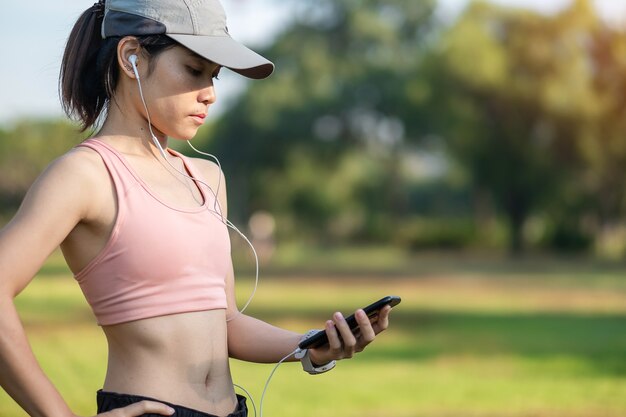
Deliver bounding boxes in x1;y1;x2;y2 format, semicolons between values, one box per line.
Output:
103;400;175;417
307;320;337;365
372;305;392;334
354;309;376;351
333;312;357;357
324;319;342;355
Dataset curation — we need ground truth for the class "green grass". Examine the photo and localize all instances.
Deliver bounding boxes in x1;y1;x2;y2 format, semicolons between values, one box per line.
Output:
1;249;626;416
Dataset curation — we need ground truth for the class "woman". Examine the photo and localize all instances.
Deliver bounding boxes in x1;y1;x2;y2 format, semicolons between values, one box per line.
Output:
0;1;392;416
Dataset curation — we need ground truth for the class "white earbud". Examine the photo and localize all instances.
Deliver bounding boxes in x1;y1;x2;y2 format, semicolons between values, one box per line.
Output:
128;54;140;79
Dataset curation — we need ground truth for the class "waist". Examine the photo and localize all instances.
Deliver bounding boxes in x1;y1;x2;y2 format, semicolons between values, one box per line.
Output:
98;390;247;417
102;310;236;415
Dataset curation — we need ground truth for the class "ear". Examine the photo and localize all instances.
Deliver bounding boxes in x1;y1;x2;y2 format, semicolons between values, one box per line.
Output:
117;36;142;79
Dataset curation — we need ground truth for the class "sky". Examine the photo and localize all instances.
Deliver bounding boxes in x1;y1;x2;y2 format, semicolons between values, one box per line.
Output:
0;0;625;126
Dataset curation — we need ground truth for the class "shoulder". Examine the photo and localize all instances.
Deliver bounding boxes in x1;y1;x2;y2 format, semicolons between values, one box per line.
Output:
188;156;227;196
189;156;225;184
7;144;112;245
188;156;229;214
25;144;112;218
44;144;109;189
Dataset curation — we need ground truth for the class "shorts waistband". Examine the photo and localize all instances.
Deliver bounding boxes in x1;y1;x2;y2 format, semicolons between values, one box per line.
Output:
97;389;248;417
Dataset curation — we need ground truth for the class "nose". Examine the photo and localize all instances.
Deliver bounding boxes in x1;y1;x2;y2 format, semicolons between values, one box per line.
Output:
199;82;217;105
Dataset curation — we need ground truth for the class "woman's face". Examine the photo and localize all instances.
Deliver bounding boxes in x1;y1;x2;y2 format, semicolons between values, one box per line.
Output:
139;45;221;141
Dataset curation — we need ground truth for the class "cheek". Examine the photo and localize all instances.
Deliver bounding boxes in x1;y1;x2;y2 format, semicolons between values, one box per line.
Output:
146;74;188;115
145;87;199;139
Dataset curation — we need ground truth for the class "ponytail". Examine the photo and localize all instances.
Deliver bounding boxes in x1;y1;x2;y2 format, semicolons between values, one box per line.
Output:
60;2;114;131
59;1;178;131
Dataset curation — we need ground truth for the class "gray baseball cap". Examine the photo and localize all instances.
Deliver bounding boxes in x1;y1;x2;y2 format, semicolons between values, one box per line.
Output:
102;0;274;79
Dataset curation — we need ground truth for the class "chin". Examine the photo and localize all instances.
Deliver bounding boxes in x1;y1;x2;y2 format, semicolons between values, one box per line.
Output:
169;128;200;142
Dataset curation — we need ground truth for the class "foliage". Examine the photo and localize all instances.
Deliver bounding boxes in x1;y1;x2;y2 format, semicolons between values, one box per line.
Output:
192;0;626;255
425;0;603;253
4;1;626;256
0;119;84;219
197;0;437;241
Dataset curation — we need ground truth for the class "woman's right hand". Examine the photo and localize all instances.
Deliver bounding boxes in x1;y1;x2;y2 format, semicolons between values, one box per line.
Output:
91;401;175;417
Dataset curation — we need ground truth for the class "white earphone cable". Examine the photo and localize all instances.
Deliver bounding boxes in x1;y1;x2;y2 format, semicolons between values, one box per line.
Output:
132;58;259;318
131;58;288;415
259;348;300;417
233;383;257;417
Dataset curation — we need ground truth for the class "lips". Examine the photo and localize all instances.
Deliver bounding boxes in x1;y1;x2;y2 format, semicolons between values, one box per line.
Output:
191;113;207;124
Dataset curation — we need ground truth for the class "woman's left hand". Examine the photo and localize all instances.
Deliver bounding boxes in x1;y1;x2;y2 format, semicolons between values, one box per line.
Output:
307;305;392;365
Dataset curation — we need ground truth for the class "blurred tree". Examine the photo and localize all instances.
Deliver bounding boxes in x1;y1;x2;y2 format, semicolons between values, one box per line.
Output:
198;0;437;239
0;119;83;220
427;0;600;254
196;0;626;255
581;10;626;255
4;1;626;256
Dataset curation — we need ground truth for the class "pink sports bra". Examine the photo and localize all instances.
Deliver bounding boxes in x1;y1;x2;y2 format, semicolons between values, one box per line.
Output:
74;139;230;326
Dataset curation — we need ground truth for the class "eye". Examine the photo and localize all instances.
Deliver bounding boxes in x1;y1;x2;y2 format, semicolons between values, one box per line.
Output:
187;66;203;77
212;67;222;80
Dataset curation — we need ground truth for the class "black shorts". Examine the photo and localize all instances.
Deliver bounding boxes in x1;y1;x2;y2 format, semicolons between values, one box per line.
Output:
97;390;248;417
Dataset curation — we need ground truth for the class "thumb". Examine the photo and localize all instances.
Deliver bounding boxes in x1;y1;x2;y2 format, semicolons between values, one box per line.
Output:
98;400;175;417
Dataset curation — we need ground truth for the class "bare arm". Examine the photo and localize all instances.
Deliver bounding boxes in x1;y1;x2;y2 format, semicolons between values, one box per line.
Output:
225;283;391;365
224;263;392;365
0;150;174;417
224;265;303;363
194;159;390;365
189;158;304;361
0;152;95;417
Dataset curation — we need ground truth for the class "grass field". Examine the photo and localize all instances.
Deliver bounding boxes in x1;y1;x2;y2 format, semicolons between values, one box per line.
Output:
1;248;626;417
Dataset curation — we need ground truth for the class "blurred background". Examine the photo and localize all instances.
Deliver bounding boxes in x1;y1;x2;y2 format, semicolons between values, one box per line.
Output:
1;0;626;416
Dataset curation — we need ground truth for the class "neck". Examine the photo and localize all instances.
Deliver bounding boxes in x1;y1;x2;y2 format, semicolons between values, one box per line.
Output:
96;114;169;158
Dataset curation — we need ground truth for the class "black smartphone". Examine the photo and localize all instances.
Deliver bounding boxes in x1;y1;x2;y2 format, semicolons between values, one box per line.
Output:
298;295;401;349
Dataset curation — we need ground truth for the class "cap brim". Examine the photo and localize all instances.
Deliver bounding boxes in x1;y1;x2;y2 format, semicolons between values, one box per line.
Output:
168;34;274;79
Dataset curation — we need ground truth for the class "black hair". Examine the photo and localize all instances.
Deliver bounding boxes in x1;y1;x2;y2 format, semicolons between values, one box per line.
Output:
59;3;177;131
